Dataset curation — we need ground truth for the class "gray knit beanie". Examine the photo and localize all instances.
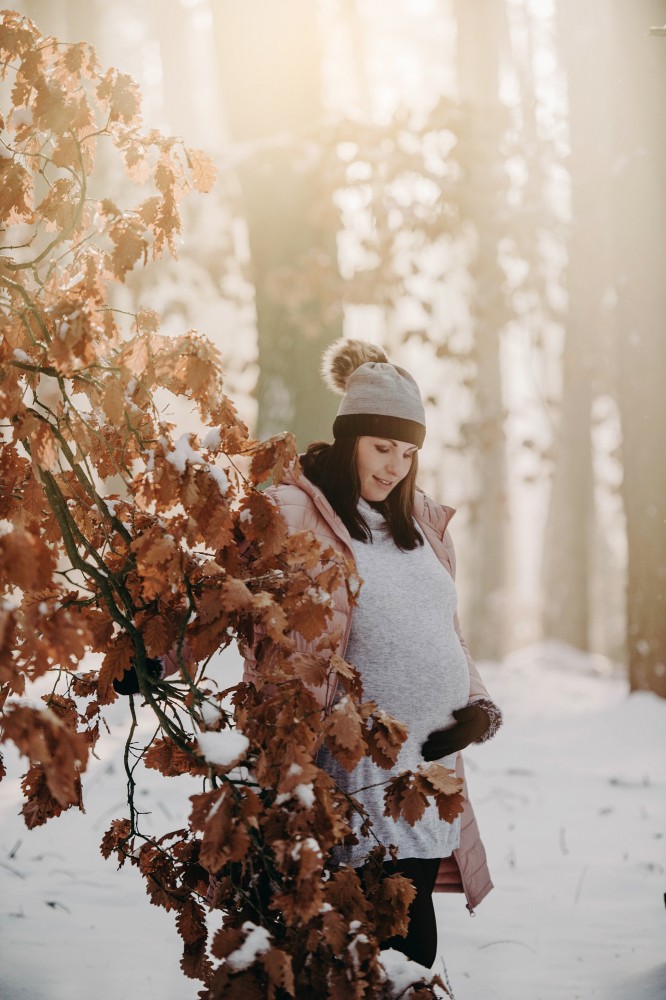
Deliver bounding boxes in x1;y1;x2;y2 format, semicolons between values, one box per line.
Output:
321;338;426;447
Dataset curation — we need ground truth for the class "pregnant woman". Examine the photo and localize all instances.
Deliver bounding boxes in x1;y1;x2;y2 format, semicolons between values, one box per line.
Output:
245;338;503;969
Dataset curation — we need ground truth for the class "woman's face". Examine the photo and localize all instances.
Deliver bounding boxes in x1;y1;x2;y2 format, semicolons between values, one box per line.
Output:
355;436;417;502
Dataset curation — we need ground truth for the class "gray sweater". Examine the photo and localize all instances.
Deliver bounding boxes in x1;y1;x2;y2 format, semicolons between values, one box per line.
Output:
319;499;471;868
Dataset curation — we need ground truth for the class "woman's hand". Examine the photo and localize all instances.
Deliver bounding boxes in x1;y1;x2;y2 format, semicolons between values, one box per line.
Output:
421;703;492;761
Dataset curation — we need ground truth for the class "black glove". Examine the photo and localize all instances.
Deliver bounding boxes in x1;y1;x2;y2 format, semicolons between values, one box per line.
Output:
421;703;491;761
113;656;163;696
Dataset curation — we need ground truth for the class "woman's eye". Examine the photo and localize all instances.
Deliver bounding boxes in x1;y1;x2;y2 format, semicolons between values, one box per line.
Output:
375;446;389;454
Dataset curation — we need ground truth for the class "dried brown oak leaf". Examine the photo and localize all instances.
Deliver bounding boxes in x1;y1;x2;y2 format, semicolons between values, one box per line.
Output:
19;763;73;828
322;695;365;771
329;653;364;701
187;148;216;194
144;738;208;778
271;837;324;925
364;708;409;769
177;895;207;946
96;68;141;124
138;841;184;911
0;529;56;591
100;817;133;862
3;704;89;809
97;632;134;704
210;922;246;961
415;762;465;823
383;771;429;827
102;378;126;424
237;490;287;558
190;786;262;873
281;589;331;644
262;947;295;998
323;867;370;922
372;872;416;940
245;432;297;488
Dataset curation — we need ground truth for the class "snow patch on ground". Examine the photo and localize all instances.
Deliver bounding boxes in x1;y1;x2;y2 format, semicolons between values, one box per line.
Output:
0;641;664;1000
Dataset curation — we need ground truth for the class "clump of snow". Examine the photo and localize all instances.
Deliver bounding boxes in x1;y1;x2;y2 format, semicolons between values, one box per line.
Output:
306;586;331;604
294;783;315;808
199;700;223;726
13;348;31;363
2;590;22;611
206;463;229;496
226;921;272;971
166;434;206;474
63;272;85;291
348;931;370;971
291;837;321;861
196;729;248;767
202;427;221;449
380;948;448;998
37;372;62;409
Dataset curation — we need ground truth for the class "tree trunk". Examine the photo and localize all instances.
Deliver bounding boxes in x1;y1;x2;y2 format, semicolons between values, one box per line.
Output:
610;0;666;696
454;0;511;659
147;0;197;142
19;0;69;37
62;0;99;48
340;0;372;117
542;0;613;649
211;0;340;449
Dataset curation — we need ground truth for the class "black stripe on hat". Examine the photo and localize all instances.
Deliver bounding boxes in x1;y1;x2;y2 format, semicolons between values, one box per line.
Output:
333;412;425;447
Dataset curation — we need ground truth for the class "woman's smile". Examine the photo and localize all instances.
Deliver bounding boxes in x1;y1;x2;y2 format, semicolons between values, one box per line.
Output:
356;436;417;501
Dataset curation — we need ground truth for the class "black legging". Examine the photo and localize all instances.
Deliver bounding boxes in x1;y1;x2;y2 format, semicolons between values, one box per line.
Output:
355;857;440;969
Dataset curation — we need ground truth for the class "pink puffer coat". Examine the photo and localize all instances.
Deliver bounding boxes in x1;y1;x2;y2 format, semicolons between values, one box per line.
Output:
243;465;495;911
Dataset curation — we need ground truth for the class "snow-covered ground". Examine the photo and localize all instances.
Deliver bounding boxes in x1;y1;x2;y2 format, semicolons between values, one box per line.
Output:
1;642;664;1000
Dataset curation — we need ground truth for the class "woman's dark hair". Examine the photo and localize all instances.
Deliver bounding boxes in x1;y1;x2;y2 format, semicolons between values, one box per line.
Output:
300;437;423;550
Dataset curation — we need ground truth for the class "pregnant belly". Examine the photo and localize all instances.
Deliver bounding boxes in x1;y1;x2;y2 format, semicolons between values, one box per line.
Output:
353;643;471;765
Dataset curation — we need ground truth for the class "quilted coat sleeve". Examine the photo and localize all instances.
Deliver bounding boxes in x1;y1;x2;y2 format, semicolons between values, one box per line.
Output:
443;527;490;702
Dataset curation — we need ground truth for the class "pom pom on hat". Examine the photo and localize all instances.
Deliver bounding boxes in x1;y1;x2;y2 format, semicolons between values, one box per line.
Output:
321;337;389;394
320;337;426;447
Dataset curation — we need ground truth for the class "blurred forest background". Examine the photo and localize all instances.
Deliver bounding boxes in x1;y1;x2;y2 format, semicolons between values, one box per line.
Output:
7;0;666;696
